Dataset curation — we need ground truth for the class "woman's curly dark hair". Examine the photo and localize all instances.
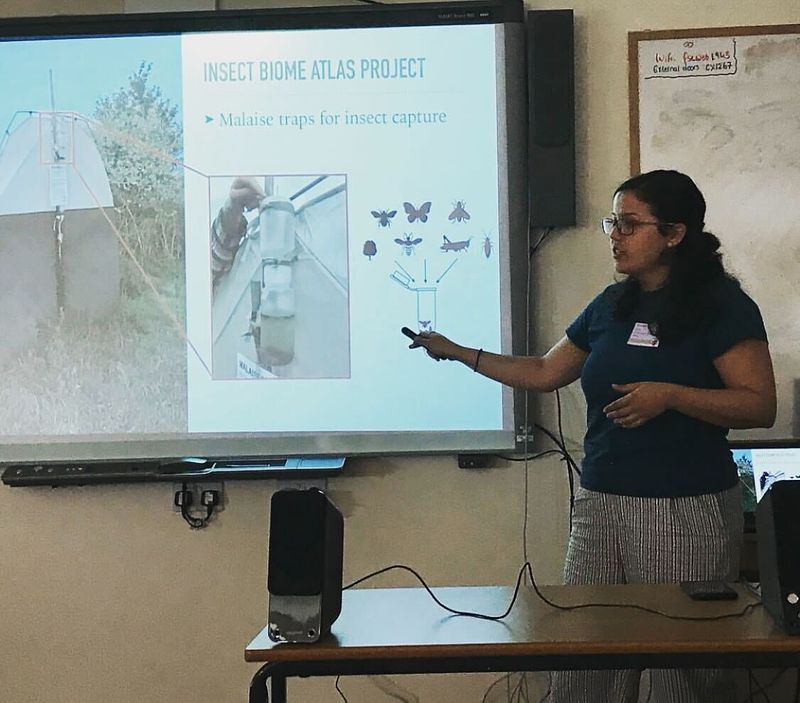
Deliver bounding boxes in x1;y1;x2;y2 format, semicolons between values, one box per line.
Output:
611;169;738;342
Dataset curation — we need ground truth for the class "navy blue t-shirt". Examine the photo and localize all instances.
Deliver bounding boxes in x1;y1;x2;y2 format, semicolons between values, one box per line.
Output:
566;277;767;497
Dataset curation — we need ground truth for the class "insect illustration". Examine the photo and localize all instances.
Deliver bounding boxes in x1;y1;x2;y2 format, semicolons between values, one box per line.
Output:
418;320;432;331
440;235;471;253
403;201;432;223
363;240;377;260
483;234;493;259
448;200;470;223
394;233;423;256
371;209;397;227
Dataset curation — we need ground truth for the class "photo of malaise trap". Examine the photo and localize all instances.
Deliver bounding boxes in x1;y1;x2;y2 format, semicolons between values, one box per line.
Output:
0;111;119;361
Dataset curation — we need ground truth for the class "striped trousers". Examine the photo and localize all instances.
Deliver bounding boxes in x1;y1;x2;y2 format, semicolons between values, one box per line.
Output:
550;484;743;703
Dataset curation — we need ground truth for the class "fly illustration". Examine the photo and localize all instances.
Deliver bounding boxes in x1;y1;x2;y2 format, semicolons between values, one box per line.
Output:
440;235;470;253
448;200;470;223
483;234;493;259
395;233;423;256
371;209;397;227
403;201;432;223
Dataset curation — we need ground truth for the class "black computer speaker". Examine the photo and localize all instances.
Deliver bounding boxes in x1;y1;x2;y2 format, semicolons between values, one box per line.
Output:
267;488;344;643
756;480;800;634
527;9;576;227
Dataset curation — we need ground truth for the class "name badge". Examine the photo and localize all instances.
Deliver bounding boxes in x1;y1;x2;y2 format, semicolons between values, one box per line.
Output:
627;322;659;347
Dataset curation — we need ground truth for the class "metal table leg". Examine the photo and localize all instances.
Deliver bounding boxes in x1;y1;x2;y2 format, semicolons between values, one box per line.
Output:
271;672;287;703
249;662;287;703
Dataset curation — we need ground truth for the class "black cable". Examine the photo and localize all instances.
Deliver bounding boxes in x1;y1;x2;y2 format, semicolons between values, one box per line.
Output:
554;389;577;532
510;673;527;702
554;389;568;460
481;672;512;703
501;429;575;474
536;672;552;703
344;562;530;620
522;563;762;621
738;669;787;703
494;449;565;462
533;423;580;476
334;675;348;702
529;226;554;258
177;483;214;529
180;501;212;529
554;390;575;476
522;443;532;587
752;668;771;702
521;201;535;591
521;671;531;702
564;458;576;533
532;418;580;534
344;561;762;623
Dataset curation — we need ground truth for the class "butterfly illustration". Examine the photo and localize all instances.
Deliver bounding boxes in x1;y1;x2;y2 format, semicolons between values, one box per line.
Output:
403;201;432;223
371;209;397;227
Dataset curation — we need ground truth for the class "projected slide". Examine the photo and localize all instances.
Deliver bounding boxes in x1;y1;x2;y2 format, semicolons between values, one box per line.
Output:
0;21;506;442
733;447;800;504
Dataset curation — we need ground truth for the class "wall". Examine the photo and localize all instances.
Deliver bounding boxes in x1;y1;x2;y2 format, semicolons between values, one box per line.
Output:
1;0;798;701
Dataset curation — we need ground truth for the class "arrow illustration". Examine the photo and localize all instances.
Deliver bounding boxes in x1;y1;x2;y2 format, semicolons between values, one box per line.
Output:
436;259;457;283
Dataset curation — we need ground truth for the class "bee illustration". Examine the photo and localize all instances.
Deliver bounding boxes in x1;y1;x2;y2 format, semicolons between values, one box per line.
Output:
440;235;470;253
448;200;470;223
394;233;423;256
371;209;397;227
483;234;493;259
403;201;432;223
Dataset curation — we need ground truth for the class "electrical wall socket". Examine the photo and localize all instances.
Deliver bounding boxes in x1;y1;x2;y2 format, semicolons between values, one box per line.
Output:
171;481;225;512
457;454;491;469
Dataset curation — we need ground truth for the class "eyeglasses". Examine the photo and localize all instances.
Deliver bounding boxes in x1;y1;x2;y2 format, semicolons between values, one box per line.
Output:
600;216;676;236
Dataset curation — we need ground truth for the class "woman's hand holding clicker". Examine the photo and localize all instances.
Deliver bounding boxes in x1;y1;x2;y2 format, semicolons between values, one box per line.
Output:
408;331;464;363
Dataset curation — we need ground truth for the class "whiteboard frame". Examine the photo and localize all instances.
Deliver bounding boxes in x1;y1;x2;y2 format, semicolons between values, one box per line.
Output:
628;23;800;174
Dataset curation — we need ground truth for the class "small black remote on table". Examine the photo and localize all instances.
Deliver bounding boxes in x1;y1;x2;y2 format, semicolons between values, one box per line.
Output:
680;580;738;601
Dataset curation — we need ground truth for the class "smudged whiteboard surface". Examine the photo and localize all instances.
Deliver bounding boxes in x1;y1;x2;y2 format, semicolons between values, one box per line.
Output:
631;26;800;440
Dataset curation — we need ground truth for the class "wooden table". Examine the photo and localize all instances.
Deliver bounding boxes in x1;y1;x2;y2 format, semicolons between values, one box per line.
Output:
245;583;800;702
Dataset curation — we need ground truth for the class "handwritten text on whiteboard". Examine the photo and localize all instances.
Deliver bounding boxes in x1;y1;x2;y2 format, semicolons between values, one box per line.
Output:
643;37;737;79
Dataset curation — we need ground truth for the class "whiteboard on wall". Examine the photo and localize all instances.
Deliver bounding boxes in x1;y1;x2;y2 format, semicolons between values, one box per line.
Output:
629;25;800;440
